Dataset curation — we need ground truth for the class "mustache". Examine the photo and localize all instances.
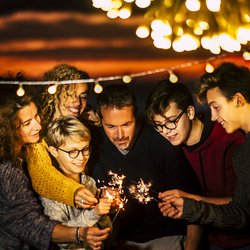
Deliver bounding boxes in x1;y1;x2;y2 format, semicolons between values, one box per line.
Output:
113;137;129;142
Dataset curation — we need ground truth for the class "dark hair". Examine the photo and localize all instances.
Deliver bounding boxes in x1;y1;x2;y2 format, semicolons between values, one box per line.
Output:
39;64;90;134
146;80;194;122
197;62;250;104
0;92;34;161
96;84;136;117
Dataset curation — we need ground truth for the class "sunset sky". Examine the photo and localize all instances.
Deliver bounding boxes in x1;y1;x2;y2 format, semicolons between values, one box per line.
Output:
0;0;249;83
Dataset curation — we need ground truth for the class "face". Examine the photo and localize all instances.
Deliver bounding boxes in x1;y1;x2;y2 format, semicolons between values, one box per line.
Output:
17;102;42;145
58;83;89;117
53;136;90;179
207;87;240;133
101;106;136;150
152;102;191;146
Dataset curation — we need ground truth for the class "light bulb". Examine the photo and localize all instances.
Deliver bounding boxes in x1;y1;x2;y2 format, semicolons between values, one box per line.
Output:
169;71;178;83
94;82;103;94
48;84;57;94
243;51;250;61
16;85;25;97
205;63;214;73
122;75;132;83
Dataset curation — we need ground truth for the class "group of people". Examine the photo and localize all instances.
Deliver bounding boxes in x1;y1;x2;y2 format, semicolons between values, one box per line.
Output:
1;62;250;250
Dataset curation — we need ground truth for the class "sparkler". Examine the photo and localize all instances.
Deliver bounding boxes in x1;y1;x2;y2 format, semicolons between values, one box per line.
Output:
128;179;160;204
99;171;128;224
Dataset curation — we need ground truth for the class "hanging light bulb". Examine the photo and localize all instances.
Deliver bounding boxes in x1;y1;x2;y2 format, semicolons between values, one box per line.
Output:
122;75;132;83
205;62;214;73
169;71;178;83
243;51;250;61
94;81;103;94
48;84;57;94
16;84;25;97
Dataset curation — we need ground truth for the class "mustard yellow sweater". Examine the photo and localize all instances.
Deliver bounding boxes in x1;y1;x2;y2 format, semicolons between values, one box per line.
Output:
25;138;83;207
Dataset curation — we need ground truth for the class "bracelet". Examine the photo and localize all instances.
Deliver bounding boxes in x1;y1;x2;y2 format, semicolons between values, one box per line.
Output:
75;227;81;245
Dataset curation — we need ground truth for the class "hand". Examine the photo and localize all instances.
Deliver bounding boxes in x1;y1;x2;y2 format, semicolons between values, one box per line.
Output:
75;187;98;209
158;196;184;219
81;227;110;250
159;189;191;201
94;197;113;215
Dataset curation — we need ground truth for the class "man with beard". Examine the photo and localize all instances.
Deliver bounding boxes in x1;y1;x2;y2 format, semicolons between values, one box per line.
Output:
90;84;202;250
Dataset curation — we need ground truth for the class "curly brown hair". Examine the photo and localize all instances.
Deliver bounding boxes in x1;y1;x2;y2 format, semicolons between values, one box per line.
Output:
0;92;34;161
39;64;90;135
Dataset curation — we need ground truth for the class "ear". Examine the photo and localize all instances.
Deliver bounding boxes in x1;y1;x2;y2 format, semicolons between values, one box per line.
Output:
234;93;245;107
49;146;59;158
186;105;195;120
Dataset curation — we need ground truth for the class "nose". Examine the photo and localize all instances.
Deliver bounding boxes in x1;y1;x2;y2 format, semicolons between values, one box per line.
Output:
116;127;124;139
210;109;218;121
33;119;42;131
161;126;171;134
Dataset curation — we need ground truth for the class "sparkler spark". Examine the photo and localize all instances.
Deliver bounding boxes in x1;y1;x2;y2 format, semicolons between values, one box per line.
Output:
128;178;158;204
99;171;128;223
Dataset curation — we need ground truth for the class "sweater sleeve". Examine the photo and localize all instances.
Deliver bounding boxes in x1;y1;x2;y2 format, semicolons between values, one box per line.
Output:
0;162;58;250
182;198;249;229
25;139;83;207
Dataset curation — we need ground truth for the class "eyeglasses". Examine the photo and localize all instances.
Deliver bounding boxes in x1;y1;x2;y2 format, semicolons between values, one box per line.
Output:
153;110;185;133
57;146;92;159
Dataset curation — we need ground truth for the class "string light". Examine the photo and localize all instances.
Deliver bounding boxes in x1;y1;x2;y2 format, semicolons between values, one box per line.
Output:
92;0;250;53
0;52;249;96
94;81;103;93
16;84;25;97
122;75;132;83
168;70;178;83
205;62;215;73
47;84;57;94
243;51;250;61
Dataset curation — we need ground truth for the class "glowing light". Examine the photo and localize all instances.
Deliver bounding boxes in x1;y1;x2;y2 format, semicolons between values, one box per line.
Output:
206;0;221;12
16;85;25;97
128;179;154;204
205;63;214;73
48;84;57;94
185;0;200;12
92;0;250;53
122;75;132;83
243;51;250;61
119;7;131;19
169;71;178;83
135;0;151;8
94;81;103;93
136;25;150;38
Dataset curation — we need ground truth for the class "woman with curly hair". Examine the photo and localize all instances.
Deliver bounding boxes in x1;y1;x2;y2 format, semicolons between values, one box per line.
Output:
0;91;110;249
25;64;100;209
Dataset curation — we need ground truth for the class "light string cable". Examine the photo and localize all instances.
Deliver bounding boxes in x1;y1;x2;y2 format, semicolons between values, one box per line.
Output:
0;52;248;87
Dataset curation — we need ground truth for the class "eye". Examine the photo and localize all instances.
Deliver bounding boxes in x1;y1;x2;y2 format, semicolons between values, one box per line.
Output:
22;120;31;127
79;93;88;100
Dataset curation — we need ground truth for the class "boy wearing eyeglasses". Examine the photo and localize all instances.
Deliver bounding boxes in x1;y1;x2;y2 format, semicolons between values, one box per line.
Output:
40;116;113;250
146;80;249;249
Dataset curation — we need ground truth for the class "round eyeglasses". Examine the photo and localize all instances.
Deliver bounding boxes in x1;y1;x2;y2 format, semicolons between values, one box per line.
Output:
57;146;92;159
153;110;185;133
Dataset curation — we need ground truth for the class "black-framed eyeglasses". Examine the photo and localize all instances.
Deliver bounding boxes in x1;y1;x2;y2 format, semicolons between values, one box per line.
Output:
57;146;92;159
153;110;185;133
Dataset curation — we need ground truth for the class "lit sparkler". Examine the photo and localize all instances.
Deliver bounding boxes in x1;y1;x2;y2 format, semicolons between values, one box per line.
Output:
128;178;159;204
99;171;128;223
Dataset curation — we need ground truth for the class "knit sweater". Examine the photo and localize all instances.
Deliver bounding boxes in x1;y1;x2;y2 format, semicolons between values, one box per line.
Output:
183;133;250;247
0;160;57;249
92;121;200;243
25;138;83;207
40;174;111;250
183;118;250;248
